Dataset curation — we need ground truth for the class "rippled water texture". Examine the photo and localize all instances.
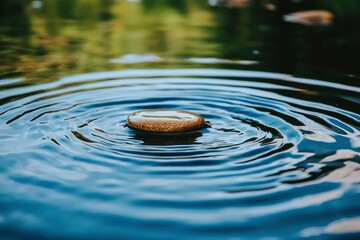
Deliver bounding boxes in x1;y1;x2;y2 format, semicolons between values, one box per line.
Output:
1;69;360;239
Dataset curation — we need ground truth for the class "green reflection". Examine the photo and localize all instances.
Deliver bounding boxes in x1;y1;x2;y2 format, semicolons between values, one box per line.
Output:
0;0;359;81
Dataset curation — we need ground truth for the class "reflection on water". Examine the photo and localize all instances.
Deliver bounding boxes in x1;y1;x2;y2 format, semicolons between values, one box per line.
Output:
110;53;163;64
1;0;360;80
133;130;203;145
1;0;360;239
0;68;359;239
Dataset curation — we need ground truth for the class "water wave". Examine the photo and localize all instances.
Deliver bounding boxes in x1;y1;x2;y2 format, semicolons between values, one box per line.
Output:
0;69;359;239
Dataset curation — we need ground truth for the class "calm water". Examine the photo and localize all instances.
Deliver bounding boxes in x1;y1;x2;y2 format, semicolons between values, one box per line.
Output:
1;1;360;239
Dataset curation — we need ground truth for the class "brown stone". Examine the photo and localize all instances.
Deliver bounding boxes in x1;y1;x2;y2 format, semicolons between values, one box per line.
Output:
284;10;334;26
127;110;205;133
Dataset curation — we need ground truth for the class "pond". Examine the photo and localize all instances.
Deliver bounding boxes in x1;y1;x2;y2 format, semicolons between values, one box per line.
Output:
0;0;360;239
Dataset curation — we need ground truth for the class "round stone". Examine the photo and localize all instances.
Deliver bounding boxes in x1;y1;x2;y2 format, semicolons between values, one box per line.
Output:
127;110;205;133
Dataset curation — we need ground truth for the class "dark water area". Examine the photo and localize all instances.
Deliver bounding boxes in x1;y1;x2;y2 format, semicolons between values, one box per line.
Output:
1;0;360;239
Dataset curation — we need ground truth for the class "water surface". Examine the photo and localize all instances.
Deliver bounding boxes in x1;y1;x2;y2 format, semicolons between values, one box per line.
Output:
1;0;360;239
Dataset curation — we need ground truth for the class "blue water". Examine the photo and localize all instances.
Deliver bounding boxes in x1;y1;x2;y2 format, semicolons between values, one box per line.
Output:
1;68;359;239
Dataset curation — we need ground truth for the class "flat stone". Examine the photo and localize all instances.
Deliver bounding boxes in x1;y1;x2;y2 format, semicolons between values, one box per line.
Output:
284;10;334;26
127;110;205;133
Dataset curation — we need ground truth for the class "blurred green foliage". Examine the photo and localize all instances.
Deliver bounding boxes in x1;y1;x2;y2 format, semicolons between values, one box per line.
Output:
0;0;359;81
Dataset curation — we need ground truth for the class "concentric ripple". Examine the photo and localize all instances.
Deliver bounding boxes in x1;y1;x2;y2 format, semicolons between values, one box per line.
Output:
0;69;359;239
